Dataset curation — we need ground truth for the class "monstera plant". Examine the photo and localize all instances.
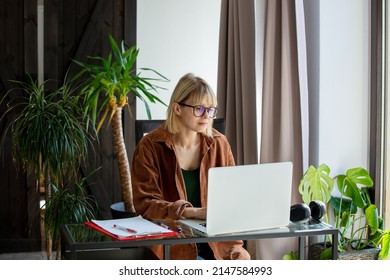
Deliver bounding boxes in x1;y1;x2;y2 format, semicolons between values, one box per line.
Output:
298;164;334;208
73;35;168;215
298;164;390;260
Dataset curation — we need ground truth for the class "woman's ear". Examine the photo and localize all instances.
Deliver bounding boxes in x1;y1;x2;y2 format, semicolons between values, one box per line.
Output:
173;103;181;116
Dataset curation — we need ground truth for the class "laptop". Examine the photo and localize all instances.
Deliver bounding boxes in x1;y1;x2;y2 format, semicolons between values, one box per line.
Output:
178;162;293;236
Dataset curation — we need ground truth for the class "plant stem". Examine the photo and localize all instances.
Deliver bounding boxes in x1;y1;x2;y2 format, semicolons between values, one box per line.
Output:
111;107;135;213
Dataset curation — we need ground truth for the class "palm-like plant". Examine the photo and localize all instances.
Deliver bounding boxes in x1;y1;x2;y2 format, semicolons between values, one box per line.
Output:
73;35;168;214
0;75;95;259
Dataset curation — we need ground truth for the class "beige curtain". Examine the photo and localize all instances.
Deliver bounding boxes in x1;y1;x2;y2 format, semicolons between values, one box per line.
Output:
260;0;307;185
255;0;307;259
217;0;308;259
217;0;258;165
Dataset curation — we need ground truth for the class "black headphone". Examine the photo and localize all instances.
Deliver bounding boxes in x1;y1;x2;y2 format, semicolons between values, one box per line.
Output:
290;200;326;223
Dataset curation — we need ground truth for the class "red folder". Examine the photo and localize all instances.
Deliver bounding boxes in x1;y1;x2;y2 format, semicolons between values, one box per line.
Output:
85;221;178;241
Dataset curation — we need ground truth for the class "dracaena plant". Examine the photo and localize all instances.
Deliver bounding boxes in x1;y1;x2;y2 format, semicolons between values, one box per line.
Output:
0;76;91;186
0;75;95;259
43;172;99;257
72;35;168;214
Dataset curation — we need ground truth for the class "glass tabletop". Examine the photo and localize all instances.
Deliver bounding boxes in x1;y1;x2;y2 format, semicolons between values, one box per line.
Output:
62;219;335;245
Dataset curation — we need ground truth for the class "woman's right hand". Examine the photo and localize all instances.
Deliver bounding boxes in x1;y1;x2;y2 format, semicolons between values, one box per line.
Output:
183;207;206;220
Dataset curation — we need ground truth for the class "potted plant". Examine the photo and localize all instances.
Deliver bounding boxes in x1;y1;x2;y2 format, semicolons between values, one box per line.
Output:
298;164;390;260
42;172;98;259
0;75;97;259
72;35;168;216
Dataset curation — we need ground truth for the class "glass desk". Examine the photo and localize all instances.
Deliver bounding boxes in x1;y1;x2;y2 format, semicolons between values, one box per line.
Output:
61;220;338;260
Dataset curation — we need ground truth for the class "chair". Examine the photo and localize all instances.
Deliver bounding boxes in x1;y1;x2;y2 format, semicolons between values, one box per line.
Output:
135;119;165;144
135;118;226;144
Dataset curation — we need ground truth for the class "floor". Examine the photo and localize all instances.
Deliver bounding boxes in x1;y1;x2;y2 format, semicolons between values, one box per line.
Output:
0;201;48;260
0;251;47;260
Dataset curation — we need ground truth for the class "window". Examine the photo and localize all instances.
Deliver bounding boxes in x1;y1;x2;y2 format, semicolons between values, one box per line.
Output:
384;0;390;230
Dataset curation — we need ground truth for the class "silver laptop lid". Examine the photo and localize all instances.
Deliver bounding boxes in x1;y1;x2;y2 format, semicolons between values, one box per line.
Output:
206;162;293;235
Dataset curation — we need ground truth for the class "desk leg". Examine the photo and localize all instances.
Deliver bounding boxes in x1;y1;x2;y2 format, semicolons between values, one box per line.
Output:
298;237;305;260
163;245;170;260
71;249;77;260
332;232;338;260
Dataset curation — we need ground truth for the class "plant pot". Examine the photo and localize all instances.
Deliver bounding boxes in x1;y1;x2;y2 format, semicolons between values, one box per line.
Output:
309;242;381;260
110;202;138;219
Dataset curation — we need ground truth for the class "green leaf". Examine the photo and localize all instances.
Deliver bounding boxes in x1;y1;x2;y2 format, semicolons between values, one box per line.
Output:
336;167;373;209
346;167;373;187
282;251;299;260
340;211;351;228
298;164;334;204
320;247;332;260
109;35;123;67
329;196;357;216
365;204;379;233
143;99;152;120
378;231;390;260
338;176;366;208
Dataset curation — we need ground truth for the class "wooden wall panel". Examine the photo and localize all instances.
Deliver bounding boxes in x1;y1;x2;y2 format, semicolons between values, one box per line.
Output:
0;0;41;253
44;0;137;219
0;0;136;252
123;0;137;172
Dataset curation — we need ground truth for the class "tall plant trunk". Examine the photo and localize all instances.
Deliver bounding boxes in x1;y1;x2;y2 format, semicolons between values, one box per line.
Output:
43;168;53;260
111;107;136;213
55;237;61;260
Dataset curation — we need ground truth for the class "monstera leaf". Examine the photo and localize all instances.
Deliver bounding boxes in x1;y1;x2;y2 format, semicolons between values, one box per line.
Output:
336;167;373;209
298;164;334;204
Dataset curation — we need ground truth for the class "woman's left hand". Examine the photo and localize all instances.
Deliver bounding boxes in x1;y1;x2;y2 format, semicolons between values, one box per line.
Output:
183;207;207;219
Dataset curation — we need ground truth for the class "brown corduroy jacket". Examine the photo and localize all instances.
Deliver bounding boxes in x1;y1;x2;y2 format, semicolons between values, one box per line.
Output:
131;123;250;260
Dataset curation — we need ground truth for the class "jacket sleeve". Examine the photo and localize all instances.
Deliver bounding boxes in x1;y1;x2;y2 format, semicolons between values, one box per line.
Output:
131;139;191;220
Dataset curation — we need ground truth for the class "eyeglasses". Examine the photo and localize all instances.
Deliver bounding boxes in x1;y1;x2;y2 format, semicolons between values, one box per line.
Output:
178;103;218;118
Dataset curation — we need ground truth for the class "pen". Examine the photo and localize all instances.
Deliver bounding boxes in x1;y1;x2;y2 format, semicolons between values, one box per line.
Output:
157;221;171;230
113;224;137;233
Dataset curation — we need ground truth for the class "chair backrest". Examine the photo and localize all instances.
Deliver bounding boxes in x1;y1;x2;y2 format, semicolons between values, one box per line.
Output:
135;119;165;144
135;118;226;144
212;118;225;135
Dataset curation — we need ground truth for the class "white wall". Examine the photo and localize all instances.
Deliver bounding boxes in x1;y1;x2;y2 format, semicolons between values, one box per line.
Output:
318;0;370;174
137;0;221;120
137;0;371;176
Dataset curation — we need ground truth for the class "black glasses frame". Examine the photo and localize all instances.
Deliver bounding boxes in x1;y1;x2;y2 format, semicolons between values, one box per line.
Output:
178;102;218;118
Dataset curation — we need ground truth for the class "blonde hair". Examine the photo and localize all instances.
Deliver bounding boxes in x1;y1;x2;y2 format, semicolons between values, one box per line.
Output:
166;73;217;137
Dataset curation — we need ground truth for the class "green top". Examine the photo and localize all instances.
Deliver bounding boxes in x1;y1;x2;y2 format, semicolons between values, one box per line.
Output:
182;168;201;207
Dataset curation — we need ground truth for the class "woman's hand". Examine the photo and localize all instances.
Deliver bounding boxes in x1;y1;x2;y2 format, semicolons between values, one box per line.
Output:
183;207;207;220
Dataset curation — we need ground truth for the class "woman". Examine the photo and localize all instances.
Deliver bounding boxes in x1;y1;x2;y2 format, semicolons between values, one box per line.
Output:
131;73;250;260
